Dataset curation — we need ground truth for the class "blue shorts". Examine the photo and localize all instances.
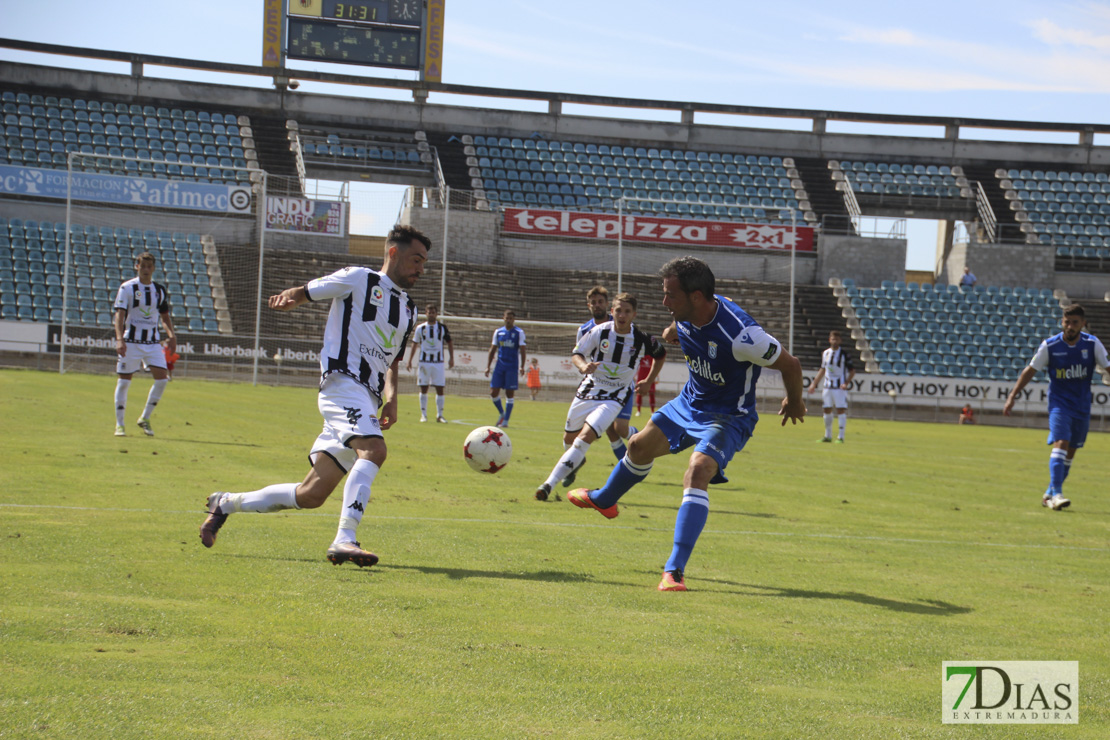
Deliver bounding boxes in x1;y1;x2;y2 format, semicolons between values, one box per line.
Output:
650;397;755;485
1047;408;1090;449
617;391;634;421
490;363;519;391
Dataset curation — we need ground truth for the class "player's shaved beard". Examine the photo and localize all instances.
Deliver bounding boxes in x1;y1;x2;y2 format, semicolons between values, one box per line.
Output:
591;307;608;322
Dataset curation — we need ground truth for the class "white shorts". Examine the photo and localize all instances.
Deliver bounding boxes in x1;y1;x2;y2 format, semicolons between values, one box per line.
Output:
416;362;446;388
564;396;623;437
822;388;849;409
117;342;166;375
309;374;382;474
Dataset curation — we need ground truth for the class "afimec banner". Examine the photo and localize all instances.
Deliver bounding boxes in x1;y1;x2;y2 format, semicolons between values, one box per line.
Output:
0;164;252;214
502;207;814;251
265;196;347;237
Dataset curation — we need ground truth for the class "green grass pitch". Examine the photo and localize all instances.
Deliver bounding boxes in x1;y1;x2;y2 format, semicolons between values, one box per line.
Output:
0;368;1107;738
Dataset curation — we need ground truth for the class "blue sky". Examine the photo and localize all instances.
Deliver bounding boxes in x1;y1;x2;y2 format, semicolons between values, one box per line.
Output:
4;0;1110;268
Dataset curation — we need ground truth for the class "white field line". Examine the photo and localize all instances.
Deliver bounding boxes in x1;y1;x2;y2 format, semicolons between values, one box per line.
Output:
1;502;1105;553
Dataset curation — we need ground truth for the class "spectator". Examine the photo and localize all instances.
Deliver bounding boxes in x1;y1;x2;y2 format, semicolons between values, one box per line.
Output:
526;357;542;400
959;266;977;289
958;404;975;425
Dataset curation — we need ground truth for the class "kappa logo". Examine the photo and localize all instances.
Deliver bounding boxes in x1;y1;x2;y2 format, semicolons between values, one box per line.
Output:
344;406;362;425
347;500;364;513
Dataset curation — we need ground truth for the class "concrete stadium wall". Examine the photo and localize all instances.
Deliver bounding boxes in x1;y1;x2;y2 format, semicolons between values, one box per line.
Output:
939;240;1056;291
817;235;906;287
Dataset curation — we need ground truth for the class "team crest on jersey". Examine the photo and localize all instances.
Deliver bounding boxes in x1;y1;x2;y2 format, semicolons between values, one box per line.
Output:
1081;349;1089;359
369;285;385;307
600;338;611;353
707;341;718;359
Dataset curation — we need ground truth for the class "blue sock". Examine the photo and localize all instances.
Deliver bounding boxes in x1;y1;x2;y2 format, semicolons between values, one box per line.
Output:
1062;458;1072;483
665;489;710;574
1049;449;1067;494
591;457;652;508
504;398;515;422
610;437;627;461
493;398;504;417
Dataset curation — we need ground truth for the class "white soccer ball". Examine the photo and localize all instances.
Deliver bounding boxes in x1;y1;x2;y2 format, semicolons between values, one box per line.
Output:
463;426;512;473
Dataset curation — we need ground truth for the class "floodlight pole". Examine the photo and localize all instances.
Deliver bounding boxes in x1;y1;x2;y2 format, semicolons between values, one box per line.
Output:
789;209;796;354
616;197;624;294
251;171;268;386
440;185;450;312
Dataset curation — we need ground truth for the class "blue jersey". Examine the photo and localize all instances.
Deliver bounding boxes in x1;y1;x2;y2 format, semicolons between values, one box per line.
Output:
673;295;783;418
576;314;612;345
1029;331;1109;416
491;326;526;368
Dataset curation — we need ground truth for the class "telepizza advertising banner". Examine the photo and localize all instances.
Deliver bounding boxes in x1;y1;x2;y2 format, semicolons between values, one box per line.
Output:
502;207;814;251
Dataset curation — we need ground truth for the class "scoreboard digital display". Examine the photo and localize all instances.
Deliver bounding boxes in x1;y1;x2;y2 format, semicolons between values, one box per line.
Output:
286;17;422;69
321;0;421;26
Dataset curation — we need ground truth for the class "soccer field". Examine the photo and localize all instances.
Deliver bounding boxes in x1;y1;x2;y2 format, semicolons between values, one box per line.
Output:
1;369;1106;738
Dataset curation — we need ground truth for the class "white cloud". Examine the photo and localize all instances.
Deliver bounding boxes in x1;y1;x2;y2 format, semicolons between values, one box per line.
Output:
1028;18;1110;52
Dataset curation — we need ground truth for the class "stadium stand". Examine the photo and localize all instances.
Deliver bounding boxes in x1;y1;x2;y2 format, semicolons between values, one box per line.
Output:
0;216;226;331
830;161;972;199
0;89;258;184
997;168;1110;270
840;280;1063;378
453;135;817;226
287;121;434;185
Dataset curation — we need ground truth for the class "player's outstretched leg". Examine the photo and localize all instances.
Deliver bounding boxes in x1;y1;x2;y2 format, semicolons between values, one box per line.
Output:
200;492;230;548
567;488;619;519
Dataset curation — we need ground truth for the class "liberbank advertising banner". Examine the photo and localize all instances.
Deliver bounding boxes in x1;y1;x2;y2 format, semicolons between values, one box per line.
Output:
502;207;815;251
264;196;347;237
0;164;253;214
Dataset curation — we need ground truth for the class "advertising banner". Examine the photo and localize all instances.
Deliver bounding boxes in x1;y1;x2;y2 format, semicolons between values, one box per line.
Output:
502;207;815;251
264;196;347;236
0;165;253;214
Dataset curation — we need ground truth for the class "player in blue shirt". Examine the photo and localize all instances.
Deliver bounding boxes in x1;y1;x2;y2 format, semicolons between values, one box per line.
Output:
1003;303;1109;510
485;309;527;427
568;257;806;591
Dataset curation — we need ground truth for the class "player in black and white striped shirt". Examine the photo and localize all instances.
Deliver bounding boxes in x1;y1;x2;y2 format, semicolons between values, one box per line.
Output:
200;225;429;568
807;330;856;443
535;292;666;501
112;251;177;437
405;304;454;423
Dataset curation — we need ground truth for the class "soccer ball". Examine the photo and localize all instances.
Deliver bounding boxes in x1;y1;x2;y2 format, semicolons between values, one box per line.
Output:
463;426;512;473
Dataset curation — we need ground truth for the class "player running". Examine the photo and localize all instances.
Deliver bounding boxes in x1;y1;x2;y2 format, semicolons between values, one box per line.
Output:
1003;303;1109;510
199;225;429;568
534;292;666;502
568;257;806;591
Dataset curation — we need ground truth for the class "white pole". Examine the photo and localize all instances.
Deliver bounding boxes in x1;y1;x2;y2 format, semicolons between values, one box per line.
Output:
251;172;268;385
60;152;74;374
789;208;797;355
617;196;624;294
440;185;450;312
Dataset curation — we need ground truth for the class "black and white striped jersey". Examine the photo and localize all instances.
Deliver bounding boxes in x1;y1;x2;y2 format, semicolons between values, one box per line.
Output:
306;267;416;400
572;321;666;404
113;278;170;344
820;347;855;388
412;321;452;364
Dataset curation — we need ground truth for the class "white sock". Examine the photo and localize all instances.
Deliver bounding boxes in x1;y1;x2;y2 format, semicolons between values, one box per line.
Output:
823;413;833;439
436;394;445;417
336;459;379;544
837;413;847;440
114;378;131;425
141;378;168;420
546;438;590;488
225;483;300;513
419;392;428;416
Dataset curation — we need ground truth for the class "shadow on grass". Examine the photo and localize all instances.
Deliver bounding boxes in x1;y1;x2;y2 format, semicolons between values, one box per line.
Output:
698;578;973;616
164;438;264;448
624;501;777;519
378;562;638;587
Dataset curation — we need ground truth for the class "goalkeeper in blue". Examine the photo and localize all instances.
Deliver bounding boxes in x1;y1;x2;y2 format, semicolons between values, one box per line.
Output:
1003;303;1109;511
568;256;806;592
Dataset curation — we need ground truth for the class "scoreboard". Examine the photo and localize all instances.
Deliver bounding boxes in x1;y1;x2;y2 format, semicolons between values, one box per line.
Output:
284;0;427;71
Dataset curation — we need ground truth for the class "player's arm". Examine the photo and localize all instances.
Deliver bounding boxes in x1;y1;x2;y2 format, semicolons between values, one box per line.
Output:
485;343;496;377
159;310;177;356
518;329;527;376
380;357;400;430
113;307;127;357
1004;341;1048;415
447;338;455;369
405;334;419;370
772;350;806;426
269;285;309;311
571;352;599;376
807;367;824;394
636;338;667;391
1003;365;1039;416
661;321;679;344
